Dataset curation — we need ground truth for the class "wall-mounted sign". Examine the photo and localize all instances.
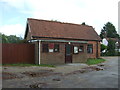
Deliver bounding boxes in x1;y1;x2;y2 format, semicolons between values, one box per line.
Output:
74;46;78;54
49;43;54;49
49;49;53;52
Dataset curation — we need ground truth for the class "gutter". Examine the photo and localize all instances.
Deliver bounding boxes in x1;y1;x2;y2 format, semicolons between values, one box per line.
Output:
32;36;101;41
29;39;88;44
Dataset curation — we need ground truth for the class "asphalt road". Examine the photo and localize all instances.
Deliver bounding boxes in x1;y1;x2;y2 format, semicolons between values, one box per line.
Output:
2;57;119;88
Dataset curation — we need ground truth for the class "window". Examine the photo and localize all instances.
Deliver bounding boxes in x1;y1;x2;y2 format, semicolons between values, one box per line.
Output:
42;44;48;52
49;43;54;52
42;43;59;53
49;43;54;49
87;44;93;53
74;46;79;54
54;44;59;52
79;45;84;52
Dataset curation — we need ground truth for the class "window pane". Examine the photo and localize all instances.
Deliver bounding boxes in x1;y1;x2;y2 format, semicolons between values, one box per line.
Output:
87;44;93;53
79;45;84;52
42;44;48;52
49;43;54;52
54;44;59;52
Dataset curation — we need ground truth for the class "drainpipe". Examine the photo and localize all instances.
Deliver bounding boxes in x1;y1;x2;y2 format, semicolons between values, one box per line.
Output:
38;40;41;65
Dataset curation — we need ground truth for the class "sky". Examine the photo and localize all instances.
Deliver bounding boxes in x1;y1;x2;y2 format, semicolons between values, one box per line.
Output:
0;0;119;38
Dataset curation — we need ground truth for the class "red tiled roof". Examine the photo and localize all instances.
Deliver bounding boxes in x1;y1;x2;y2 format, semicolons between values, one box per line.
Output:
26;18;101;41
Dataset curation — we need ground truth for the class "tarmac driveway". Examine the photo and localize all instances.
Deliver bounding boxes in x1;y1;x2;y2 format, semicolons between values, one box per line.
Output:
2;57;118;88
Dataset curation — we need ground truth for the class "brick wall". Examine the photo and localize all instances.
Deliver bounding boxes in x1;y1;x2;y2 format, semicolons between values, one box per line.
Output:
34;40;100;64
97;41;101;58
40;42;65;64
72;43;87;63
87;41;100;58
40;42;88;64
33;41;39;64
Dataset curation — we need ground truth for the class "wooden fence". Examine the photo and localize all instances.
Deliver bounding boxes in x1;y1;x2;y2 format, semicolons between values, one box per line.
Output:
2;43;35;64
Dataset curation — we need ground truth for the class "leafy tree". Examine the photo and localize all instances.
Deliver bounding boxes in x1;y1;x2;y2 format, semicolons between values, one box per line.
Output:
101;44;107;52
100;27;106;39
2;34;9;43
51;19;60;22
100;22;119;39
1;33;24;43
7;35;22;43
82;22;86;25
0;34;1;42
106;39;115;56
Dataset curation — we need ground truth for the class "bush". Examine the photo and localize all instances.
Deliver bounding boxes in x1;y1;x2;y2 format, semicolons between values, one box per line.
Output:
106;39;115;56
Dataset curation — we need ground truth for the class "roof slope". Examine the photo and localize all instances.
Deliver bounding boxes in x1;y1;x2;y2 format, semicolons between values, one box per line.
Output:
26;18;101;41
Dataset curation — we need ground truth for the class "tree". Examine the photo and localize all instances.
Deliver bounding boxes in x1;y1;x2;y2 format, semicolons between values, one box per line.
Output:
51;19;60;22
7;35;22;43
0;33;2;43
106;39;115;56
100;22;119;39
2;34;9;43
1;33;24;43
100;27;106;39
81;22;86;25
101;44;107;52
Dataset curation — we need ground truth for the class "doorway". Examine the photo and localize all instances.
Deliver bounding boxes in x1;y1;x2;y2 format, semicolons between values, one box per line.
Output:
65;44;72;63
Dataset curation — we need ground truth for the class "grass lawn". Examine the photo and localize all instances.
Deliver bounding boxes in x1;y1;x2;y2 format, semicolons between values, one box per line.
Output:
2;64;55;67
86;58;106;65
2;58;106;67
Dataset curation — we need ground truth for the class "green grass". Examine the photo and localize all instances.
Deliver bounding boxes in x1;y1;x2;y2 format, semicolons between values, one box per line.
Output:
86;58;106;65
2;58;106;67
2;63;55;67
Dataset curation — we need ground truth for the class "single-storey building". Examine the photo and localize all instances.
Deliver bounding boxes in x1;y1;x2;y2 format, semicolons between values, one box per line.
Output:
24;18;101;64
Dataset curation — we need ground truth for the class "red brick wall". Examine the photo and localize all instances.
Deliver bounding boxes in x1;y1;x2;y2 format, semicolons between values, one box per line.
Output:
40;42;88;64
40;42;65;64
34;40;100;64
72;43;87;63
97;41;101;58
87;41;100;58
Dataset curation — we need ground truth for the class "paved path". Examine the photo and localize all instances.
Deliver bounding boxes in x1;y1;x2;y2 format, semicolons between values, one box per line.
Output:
2;57;119;88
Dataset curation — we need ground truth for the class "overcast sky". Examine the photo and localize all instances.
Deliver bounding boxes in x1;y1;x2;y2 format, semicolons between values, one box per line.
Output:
0;0;119;38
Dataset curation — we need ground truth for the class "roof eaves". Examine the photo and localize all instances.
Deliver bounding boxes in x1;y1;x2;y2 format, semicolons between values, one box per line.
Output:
32;36;101;41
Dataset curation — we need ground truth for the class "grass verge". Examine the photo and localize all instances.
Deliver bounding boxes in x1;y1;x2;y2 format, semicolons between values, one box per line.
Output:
2;64;55;67
86;58;106;65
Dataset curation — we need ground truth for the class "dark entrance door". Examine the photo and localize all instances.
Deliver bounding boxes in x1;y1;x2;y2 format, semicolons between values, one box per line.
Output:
65;44;72;63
